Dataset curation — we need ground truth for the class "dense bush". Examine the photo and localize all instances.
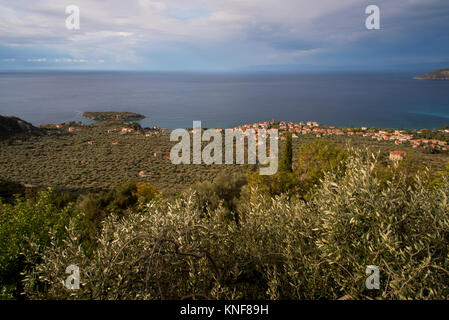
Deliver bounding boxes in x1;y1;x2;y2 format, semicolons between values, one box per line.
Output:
76;181;159;252
310;154;449;299
0;189;75;299
372;152;427;189
414;128;449;143
189;172;246;223
0;180;25;204
0;181;162;299
22;151;449;299
279;132;293;173
136;183;160;202
244;140;348;200
295;139;348;197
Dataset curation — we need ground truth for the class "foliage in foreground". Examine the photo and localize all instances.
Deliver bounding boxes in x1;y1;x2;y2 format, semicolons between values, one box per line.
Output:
22;151;449;299
0;181;159;299
0;190;75;299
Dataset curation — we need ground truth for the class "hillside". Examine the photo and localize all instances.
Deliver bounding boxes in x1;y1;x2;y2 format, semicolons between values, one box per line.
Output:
0;116;44;139
0;120;246;193
414;68;449;80
0;119;448;194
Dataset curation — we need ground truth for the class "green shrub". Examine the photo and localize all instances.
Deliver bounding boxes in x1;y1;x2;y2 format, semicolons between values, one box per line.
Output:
0;189;75;299
0;180;25;204
279;132;293;173
245;140;347;200
136;183;160;202
22;151;449;300
310;153;449;299
190;172;246;223
75;181;142;252
372;152;427;189
295;139;348;198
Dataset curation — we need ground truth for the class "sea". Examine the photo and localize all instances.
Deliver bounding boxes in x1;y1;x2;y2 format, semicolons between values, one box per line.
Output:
1;71;449;130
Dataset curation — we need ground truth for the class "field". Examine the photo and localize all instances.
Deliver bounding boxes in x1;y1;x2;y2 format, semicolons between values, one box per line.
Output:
1;121;448;195
0;122;249;194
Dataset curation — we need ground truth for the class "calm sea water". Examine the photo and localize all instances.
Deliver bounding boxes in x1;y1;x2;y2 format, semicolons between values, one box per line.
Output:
0;71;448;129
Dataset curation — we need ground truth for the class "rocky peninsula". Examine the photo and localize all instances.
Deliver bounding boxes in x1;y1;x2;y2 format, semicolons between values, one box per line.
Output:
414;68;449;80
82;112;145;121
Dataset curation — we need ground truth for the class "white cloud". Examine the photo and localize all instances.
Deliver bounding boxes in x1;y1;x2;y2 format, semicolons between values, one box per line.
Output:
117;32;133;37
138;0;166;11
54;58;88;63
27;58;47;62
0;4;19;20
0;0;362;48
68;31;134;42
0;0;447;69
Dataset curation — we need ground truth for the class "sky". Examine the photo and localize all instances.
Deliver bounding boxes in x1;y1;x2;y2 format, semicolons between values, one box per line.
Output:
0;0;448;71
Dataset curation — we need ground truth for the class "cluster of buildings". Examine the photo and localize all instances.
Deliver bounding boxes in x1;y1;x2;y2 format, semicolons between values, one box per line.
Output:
231;121;320;138
230;120;449;155
40;123;66;129
43;120;449;157
105;125;166;137
364;130;448;152
106;127;141;135
389;150;407;161
407;137;449;151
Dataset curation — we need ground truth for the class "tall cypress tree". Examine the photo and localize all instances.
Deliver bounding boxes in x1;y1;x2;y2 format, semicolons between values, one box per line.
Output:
279;132;293;173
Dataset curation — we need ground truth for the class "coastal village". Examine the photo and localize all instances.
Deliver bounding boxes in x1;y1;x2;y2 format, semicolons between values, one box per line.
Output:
39;119;449;163
92;119;449;163
230;120;449;159
3;114;449;193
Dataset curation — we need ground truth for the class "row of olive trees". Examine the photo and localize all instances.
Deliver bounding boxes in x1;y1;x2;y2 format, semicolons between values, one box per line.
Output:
22;150;449;299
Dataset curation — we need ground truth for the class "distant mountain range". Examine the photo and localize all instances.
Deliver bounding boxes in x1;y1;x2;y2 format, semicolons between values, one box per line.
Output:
414;68;449;80
237;62;449;73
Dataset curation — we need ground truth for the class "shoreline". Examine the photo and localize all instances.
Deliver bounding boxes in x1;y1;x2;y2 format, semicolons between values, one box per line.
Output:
5;115;446;153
